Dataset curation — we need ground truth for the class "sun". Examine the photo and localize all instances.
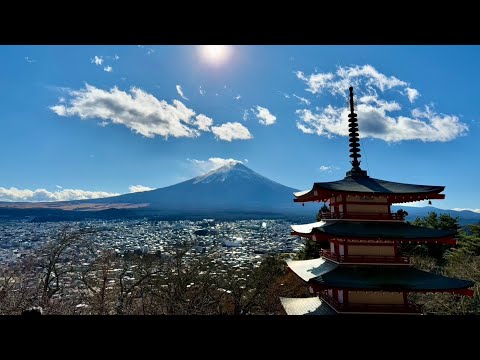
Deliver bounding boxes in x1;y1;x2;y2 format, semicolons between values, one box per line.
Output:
198;45;233;66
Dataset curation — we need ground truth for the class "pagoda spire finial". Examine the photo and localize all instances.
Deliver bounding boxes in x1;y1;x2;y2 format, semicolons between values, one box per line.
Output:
346;86;368;177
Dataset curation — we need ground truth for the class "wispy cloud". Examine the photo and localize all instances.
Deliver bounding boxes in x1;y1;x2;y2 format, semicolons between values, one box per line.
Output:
91;56;104;66
189;157;243;174
406;87;420;103
50;84;216;139
0;187;119;202
176;85;189;100
242;110;249;121
235;95;241;100
199;86;205;96
319;165;339;172
25;57;36;63
292;94;311;105
211;122;253;141
254;106;277;126
295;64;468;142
103;66;113;73
128;185;154;193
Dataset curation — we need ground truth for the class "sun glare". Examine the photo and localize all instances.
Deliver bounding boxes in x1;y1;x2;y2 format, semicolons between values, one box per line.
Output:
198;45;233;66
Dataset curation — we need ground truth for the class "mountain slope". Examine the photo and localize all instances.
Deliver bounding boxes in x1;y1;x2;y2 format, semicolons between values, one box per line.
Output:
87;162;306;213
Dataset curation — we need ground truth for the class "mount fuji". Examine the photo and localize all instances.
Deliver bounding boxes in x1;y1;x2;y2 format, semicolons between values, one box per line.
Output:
86;162;306;213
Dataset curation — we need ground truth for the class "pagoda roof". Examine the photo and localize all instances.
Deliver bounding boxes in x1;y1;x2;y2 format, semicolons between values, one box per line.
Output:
294;175;445;202
291;220;456;240
287;259;474;292
286;258;337;282
280;297;336;315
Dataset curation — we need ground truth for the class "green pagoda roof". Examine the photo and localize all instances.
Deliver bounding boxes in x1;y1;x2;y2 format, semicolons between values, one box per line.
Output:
310;264;474;291
287;258;474;291
291;220;456;240
294;176;444;201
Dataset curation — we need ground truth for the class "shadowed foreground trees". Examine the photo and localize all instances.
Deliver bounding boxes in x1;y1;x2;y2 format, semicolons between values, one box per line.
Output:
402;212;480;314
0;228;304;315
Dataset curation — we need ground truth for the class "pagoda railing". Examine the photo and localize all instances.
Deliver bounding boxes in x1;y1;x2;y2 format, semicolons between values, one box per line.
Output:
318;212;404;221
321;250;410;264
319;292;422;314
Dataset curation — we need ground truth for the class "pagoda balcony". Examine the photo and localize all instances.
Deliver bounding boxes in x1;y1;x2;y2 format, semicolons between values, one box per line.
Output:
321;250;410;265
318;212;404;221
319;292;422;314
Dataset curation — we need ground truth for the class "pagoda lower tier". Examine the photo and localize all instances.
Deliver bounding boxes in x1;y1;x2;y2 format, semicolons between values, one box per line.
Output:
284;258;474;315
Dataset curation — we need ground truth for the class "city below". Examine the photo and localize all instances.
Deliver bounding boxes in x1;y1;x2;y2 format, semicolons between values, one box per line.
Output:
0;218;302;269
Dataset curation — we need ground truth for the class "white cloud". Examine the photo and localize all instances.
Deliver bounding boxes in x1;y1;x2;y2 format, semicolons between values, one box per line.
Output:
296;65;407;96
199;86;205;96
50;84;217;139
296;71;335;94
0;187;119;202
176;85;189;100
211;122;253;141
114;54;120;60
296;123;314;134
406;87;420;103
25;57;36;63
292;94;311;105
194;114;213;131
452;208;480;213
189;157;243;173
55;185;63;189
319;165;339;172
103;66;113;73
235;95;241;100
91;56;104;66
296;103;467;142
255;106;277;126
242;110;249;121
295;65;468;142
147;48;155;55
128;185;154;193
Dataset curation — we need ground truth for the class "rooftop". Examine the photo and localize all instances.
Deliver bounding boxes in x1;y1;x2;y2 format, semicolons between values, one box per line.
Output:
291;220;456;241
294;176;445;202
280;297;335;315
287;258;474;292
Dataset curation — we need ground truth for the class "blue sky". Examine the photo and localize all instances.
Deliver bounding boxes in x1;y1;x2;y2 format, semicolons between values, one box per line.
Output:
0;45;479;211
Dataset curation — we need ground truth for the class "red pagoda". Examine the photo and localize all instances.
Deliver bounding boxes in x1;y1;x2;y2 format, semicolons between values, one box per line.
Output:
280;87;474;315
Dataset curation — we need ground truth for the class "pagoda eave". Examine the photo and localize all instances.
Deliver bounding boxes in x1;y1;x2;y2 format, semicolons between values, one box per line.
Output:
291;231;457;245
294;191;445;204
309;283;474;297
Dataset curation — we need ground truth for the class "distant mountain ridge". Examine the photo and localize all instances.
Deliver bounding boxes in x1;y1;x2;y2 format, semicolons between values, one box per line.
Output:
392;205;480;225
0;163;479;225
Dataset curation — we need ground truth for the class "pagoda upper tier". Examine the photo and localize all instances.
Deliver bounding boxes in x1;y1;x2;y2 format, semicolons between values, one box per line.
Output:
294;175;445;204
